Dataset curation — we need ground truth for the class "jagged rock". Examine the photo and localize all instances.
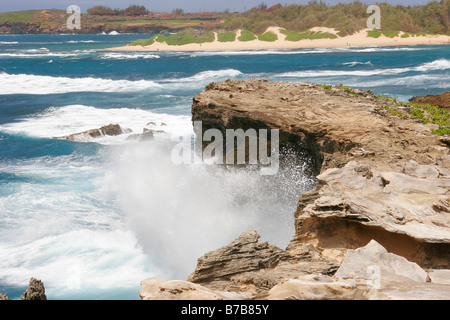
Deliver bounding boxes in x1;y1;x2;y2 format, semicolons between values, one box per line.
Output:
292;160;450;267
57;124;129;141
188;230;285;284
0;293;8;300
19;278;47;300
139;278;248;300
186;231;339;296
188;79;450;298
335;240;428;283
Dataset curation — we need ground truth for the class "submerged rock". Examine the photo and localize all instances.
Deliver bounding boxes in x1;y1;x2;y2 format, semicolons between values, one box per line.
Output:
56;124;129;141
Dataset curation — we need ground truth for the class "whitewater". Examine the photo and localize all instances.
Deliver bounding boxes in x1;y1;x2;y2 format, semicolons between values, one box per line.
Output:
0;33;449;299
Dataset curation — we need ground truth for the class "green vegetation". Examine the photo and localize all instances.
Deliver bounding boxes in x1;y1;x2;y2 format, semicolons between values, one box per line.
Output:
321;84;332;90
130;29;215;46
367;30;400;38
257;31;278;42
217;32;236;42
87;4;148;16
0;10;36;23
106;19;202;26
128;37;155;46
238;30;257;41
280;29;337;41
407;103;450;136
223;1;450;36
379;96;450;136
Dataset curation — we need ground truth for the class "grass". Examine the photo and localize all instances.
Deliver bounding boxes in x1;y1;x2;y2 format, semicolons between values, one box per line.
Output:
217;32;236;42
367;30;400;38
280;29;337;41
106;19;203;26
321;84;332;90
257;31;278;42
128;36;156;46
238;30;257;42
0;10;41;23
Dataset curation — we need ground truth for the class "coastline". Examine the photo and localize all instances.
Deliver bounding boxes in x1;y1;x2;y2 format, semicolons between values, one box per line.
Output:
108;27;450;52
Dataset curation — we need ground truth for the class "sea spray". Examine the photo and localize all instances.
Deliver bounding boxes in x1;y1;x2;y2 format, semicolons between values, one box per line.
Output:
99;139;315;280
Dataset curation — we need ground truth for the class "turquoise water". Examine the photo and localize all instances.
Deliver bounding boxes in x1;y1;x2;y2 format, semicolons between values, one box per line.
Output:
0;33;449;299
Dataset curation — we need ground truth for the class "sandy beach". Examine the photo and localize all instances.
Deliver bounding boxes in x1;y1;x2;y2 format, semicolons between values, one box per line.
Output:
109;27;450;52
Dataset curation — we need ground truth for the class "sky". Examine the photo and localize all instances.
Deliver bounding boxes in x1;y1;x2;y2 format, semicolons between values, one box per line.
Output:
0;0;438;13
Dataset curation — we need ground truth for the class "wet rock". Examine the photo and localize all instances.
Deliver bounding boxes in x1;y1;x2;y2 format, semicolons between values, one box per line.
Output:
57;124;129;141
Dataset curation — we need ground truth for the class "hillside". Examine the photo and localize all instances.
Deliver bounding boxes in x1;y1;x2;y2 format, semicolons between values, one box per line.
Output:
0;9;225;34
0;1;449;35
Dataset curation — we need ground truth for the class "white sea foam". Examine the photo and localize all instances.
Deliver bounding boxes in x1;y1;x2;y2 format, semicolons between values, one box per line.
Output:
0;49;95;59
0;68;243;94
276;59;450;78
0;154;154;299
98;52;160;60
66;40;96;43
0;41;19;44
0;73;162;95
164;69;243;82
0;105;193;144
342;61;373;67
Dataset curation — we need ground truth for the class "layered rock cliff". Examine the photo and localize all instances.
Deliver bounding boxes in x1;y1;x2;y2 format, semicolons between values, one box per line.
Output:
141;79;450;299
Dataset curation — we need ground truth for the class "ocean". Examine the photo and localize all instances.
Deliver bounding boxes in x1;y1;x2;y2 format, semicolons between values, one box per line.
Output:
0;33;448;300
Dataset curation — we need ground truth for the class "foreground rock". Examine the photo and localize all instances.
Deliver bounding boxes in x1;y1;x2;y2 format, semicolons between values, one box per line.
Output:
184;79;450;299
335;240;427;283
20;278;47;300
139;278;248;300
141;239;450;300
410;91;450;109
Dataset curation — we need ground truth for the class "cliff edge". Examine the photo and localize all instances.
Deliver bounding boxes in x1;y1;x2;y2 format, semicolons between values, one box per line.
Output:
141;79;450;299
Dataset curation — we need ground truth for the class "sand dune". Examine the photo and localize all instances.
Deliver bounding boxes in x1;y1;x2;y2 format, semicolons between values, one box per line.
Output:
109;27;450;52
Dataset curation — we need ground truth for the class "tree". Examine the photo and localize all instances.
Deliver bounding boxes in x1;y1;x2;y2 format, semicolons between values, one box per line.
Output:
124;5;148;16
172;8;184;15
87;5;114;16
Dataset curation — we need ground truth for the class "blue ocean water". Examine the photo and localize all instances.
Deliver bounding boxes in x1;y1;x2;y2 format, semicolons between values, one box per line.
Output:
0;33;449;300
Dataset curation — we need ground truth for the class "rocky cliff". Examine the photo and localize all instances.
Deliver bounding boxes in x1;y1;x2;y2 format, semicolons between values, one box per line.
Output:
410;92;450;109
140;79;450;300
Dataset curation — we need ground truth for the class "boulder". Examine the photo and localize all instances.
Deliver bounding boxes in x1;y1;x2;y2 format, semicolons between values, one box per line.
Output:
335;240;428;283
188;230;285;284
19;278;47;300
57;124;129;141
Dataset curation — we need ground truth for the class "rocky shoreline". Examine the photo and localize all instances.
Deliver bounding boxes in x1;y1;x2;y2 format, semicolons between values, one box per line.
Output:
141;79;450;300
